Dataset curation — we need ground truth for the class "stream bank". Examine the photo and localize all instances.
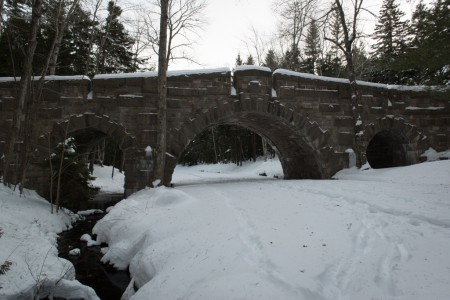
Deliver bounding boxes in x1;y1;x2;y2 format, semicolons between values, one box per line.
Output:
57;194;130;300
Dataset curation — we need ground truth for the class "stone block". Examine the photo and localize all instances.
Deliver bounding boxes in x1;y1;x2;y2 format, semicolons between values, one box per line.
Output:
338;132;354;146
37;107;62;119
0;98;16;110
335;116;353;127
118;95;144;107
319;103;341;113
85;113;102;129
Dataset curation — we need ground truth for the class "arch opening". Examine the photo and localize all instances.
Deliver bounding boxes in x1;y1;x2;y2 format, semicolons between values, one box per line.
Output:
167;111;324;184
40;128;125;210
33;115;137;207
366;129;408;169
178;124;276;166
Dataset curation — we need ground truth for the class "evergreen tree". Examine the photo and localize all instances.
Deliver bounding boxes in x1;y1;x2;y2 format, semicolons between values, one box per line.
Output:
38;137;97;210
372;0;409;61
263;49;279;71
392;0;450;85
235;53;243;66
328;5;342;59
368;0;410;84
0;0;31;76
281;44;301;71
245;54;255;65
55;3;94;75
96;1;135;74
317;52;343;77
303;19;320;74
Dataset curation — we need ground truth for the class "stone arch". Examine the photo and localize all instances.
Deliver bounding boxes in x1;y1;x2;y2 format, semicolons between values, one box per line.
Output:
364;116;428;168
31;113;138;198
164;97;347;184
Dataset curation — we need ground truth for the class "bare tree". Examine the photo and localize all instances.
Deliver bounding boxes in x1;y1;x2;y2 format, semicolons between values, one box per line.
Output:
142;0;207;66
14;0;82;193
2;0;43;186
0;0;4;33
144;0;206;185
130;16;154;70
84;0;104;75
154;0;168;185
46;0;81;76
274;0;317;57
324;0;367;167
242;26;267;66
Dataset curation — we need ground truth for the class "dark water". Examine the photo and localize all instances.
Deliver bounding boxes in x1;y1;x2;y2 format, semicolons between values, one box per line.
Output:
57;193;130;300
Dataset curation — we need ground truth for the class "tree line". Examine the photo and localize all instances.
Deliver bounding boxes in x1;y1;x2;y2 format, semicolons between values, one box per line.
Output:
237;0;449;87
0;0;140;77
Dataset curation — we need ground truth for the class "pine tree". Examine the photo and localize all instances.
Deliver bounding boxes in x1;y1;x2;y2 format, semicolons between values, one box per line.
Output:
329;5;342;59
263;49;279;71
39;137;97;210
245;54;255;65
317;52;343;77
0;0;31;76
96;1;135;74
303;19;320;74
55;3;94;75
281;44;301;71
395;0;450;85
235;53;243;66
372;0;410;61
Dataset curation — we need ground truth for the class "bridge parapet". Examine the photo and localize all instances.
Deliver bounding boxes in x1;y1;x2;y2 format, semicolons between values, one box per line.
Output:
233;65;272;96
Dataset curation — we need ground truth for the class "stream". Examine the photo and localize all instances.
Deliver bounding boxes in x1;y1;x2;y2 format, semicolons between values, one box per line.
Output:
57;193;130;300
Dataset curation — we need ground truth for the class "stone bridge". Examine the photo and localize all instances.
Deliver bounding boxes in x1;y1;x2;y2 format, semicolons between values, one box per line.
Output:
0;66;449;198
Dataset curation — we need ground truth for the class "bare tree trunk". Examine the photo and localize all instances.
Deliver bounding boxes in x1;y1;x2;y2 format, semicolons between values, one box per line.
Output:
46;135;55;214
15;0;81;192
55;121;71;213
0;0;4;33
252;132;257;162
154;0;168;186
85;0;103;75
2;0;43;186
49;0;81;75
211;127;218;163
326;0;366;167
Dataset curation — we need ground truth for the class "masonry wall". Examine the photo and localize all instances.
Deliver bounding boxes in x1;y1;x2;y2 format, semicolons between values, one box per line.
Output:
0;69;448;198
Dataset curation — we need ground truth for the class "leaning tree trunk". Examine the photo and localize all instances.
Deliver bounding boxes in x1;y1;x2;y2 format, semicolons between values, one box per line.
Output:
154;0;169;186
333;0;366;168
0;0;4;33
2;0;43;185
343;43;366;168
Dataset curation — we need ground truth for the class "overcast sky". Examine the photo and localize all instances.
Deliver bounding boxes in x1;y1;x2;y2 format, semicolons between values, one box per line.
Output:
150;0;425;70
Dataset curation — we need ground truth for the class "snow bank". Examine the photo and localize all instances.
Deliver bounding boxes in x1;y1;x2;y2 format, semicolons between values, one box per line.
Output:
172;158;283;186
273;68;448;91
421;147;450;162
94;159;450;300
0;186;99;300
94;67;231;80
234;65;272;73
0;75;89;82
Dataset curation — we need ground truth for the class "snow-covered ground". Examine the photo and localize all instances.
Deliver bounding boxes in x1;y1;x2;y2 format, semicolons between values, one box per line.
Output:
92;158;450;300
1;157;449;300
0;164;121;300
0;187;99;300
91;165;125;194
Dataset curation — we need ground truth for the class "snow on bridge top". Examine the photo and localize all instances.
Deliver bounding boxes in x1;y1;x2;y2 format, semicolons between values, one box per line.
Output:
1;66;448;93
